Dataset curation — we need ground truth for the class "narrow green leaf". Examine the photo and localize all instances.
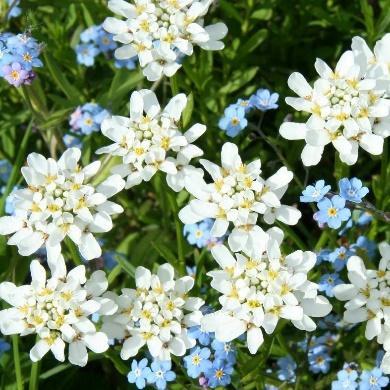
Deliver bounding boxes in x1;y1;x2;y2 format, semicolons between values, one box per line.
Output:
182;92;194;129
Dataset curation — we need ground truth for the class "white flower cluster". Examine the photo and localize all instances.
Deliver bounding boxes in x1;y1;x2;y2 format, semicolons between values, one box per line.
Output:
97;89;206;191
0;148;125;262
103;0;228;80
179;142;301;255
201;229;332;354
280;34;390;166
334;242;390;374
101;263;204;361
0;256;116;366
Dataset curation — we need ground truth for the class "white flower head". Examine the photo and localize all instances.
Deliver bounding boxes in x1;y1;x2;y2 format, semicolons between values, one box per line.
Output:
104;0;228;80
101;263;204;361
333;246;390;374
201;233;332;354
179;142;301;255
96;89;206;191
0;256;117;366
0;148;125;262
280;36;390;166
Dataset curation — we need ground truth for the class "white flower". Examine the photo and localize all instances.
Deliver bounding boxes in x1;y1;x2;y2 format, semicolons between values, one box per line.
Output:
201;232;331;354
333;245;390;374
101;263;204;361
0;148;125;262
104;0;228;80
0;256;116;367
179;142;301;255
96;89;206;191
280;36;390;166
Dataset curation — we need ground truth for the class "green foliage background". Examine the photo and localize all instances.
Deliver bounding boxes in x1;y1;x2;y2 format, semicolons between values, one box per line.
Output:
0;0;389;389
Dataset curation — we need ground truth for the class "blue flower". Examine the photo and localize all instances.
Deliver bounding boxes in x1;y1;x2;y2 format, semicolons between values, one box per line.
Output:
63;134;82;149
359;368;389;390
188;326;213;346
186;265;196;278
316;249;332;265
69;103;109;135
183;347;212;378
277;356;297;382
328;246;353;271
332;365;359;390
115;57;137;69
318;273;342;297
211;340;237;364
308;350;332;374
351;236;376;259
183;219;213;248
4;186;20;215
127;358;151;389
97;30;117;52
7;0;22;19
249;88;279;111
80;25;100;43
218;105;248;137
339;178;369;203
0;160;12;183
147;360;176;390
235;98;252;113
204;359;234;388
76;43;99;66
0;338;10;357
314;195;351;229
300;180;331;203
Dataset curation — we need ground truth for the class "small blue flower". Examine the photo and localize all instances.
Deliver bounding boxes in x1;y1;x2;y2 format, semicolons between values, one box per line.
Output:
218;105;248;137
328;246;353;271
183;219;213;248
188;326;213;346
80;25;100;43
127;358;151;389
183;347;212;378
249;88;279;111
204;359;234;388
300;180;331;203
97;30;117;53
351;236;376;259
332;364;359;390
235;98;252;113
277;356;297;382
314;195;351;229
211;340;237;364
308;350;332;374
316;249;332;265
359;368;389;390
4;186;20;215
186;265;196;278
147;360;176;390
76;43;99;66
0;338;10;357
318;273;342;297
115;57;137;69
69;103;109;135
0;160;12;183
339;178;369;203
63;134;82;149
7;0;22;19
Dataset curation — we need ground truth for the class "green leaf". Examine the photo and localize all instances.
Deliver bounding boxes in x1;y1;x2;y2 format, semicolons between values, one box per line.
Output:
251;9;273;20
104;350;129;375
219;67;259;94
151;240;177;264
240;29;268;56
182;92;194;128
43;53;82;103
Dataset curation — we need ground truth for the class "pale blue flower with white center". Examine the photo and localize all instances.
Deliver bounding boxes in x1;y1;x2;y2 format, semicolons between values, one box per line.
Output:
127;358;151;389
63;134;82;149
211;339;237;364
332;364;359;390
339;178;369;203
218;105;248;137
76;43;99;66
235;98;252;113
359;368;389;390
147;360;176;390
80;25;100;43
329;246;353;271
316;248;331;265
308;349;332;374
204;359;234;388
183;347;212;378
314;195;351;229
300;180;331;203
69;103;109;135
277;356;297;382
183;219;213;248
97;29;117;53
188;325;214;346
318;273;342;297
249;88;279;111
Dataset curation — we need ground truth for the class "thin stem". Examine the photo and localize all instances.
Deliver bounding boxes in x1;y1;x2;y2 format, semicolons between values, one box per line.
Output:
151;77;164;92
29;360;41;390
65;238;83;266
2;0;18;23
12;335;23;390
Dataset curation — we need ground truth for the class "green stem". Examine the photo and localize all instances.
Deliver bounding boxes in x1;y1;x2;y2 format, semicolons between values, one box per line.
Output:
169;74;179;95
167;192;185;275
64;238;83;266
380;139;388;210
12;335;23;390
29;360;41;390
